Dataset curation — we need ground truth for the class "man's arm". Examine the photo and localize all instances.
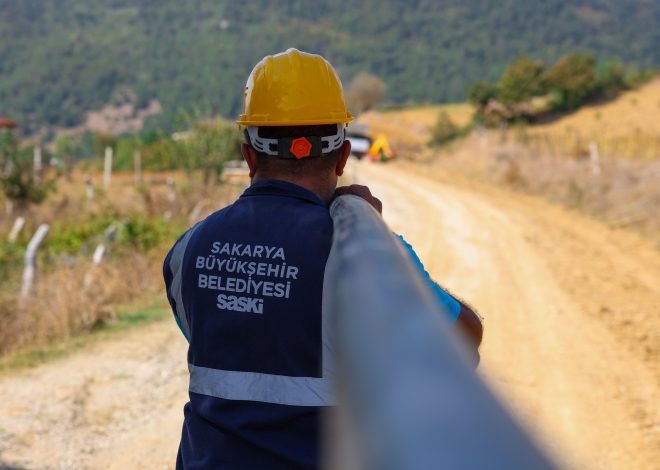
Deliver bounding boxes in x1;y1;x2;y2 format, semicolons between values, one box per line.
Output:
333;185;483;365
397;235;483;366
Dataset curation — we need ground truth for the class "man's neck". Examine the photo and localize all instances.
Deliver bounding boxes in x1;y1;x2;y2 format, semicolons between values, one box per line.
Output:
252;174;335;203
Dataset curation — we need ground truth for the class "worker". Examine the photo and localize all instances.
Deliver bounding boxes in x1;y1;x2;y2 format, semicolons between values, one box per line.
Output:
163;48;482;470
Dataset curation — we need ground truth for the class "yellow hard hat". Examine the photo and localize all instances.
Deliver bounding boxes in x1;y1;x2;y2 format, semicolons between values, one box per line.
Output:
237;48;354;127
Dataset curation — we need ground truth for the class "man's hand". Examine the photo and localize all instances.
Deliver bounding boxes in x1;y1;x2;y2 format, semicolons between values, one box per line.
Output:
334;185;383;214
455;304;483;368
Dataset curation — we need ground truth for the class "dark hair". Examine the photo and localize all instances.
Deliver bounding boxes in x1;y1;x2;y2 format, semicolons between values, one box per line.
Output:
245;125;344;176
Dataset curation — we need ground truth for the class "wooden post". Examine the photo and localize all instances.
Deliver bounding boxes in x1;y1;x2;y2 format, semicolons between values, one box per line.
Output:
167;177;176;202
543;133;555;158
188;200;208;224
134;150;142;186
5;199;13;216
84;224;119;287
20;224;49;299
103;146;113;188
8;216;25;243
84;174;94;204
33;146;42;180
589;141;601;176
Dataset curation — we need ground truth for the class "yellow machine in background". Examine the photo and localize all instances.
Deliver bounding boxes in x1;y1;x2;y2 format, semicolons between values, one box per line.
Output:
367;133;393;162
347;123;394;162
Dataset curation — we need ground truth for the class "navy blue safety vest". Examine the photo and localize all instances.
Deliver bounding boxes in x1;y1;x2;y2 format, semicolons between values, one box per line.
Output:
164;179;464;469
164;180;335;469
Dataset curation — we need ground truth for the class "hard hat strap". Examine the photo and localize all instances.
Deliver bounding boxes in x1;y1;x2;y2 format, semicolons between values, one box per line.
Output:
246;125;345;159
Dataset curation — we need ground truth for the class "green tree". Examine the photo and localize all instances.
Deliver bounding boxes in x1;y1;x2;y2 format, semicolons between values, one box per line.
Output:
467;82;499;108
55;135;88;172
178;121;241;182
544;53;598;111
92;132;117;157
596;60;627;96
0;131;56;206
345;72;387;115
497;56;546;105
142;138;179;171
114;137;141;171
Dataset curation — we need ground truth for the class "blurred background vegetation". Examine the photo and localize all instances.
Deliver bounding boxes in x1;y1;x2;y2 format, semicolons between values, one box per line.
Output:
0;0;658;364
1;0;659;134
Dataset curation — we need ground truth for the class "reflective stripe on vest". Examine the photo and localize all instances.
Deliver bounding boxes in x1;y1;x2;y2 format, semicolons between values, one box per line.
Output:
168;222;202;341
170;219;338;407
189;364;335;407
188;238;339;407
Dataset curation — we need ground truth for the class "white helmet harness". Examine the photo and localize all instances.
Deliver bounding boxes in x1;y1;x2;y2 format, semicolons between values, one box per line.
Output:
245;124;346;159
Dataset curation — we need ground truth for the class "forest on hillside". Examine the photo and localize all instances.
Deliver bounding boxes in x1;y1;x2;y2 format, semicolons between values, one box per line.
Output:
1;0;659;132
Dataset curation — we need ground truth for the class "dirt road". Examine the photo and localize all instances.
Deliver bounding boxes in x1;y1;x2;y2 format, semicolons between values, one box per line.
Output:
1;161;658;469
0;320;188;469
355;161;659;469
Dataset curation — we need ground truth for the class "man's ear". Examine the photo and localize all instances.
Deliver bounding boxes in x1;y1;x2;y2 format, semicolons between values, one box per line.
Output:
241;143;258;178
335;140;351;176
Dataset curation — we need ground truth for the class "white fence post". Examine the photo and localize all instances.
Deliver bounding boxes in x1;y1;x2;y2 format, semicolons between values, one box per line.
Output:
188;199;209;224
134;150;142;186
8;216;25;243
167;177;177;202
84;224;119;287
84;174;95;204
589;141;601;176
20;224;49;299
103;146;113;188
33;145;42;180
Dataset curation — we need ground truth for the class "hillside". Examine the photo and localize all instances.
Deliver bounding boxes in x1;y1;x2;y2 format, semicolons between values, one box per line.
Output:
361;78;660;157
359;103;472;150
1;0;659;132
528;77;660;159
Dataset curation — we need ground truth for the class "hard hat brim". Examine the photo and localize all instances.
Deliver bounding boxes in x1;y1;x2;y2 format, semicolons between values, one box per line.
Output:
237;113;354;127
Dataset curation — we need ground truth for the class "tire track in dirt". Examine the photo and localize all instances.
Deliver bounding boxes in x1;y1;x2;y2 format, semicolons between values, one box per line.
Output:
0;321;188;469
358;161;659;469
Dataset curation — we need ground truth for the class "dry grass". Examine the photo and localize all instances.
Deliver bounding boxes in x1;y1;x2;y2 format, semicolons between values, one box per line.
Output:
527;77;660;160
434;132;660;245
0;169;245;356
0;252;157;355
358;103;473;157
354;83;660;244
358;77;660;162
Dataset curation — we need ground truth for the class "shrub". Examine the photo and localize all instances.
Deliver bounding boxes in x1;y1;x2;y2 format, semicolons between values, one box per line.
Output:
92;132;117;156
0;131;56;207
178;121;241;181
430;111;461;146
120;217;174;251
468;82;499;108
497;56;546;105
596;60;628;97
544;53;598;111
346;72;387;115
114;136;142;171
